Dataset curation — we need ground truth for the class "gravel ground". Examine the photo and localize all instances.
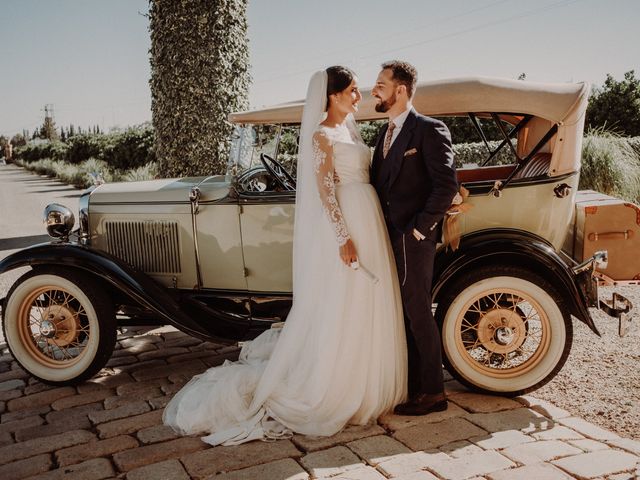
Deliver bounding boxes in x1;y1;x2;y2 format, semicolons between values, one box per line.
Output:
534;284;640;439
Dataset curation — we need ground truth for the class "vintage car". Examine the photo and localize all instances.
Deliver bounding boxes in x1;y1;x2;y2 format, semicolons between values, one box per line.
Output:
0;77;635;395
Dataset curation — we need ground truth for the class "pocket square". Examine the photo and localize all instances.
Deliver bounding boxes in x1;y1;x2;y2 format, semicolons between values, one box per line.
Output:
404;148;417;157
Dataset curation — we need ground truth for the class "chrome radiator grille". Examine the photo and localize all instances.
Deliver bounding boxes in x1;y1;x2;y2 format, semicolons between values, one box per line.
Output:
105;220;181;274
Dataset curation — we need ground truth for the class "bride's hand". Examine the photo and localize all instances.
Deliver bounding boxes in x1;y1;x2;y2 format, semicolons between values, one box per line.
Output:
339;239;358;266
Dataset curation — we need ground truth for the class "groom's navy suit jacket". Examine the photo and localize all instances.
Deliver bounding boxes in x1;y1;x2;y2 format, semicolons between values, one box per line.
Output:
371;109;458;241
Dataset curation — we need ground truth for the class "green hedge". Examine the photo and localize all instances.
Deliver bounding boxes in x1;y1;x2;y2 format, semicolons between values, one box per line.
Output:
15;125;155;170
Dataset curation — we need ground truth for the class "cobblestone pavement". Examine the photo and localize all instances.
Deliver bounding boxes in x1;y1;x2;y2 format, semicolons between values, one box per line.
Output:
0;326;638;480
1;166;639;479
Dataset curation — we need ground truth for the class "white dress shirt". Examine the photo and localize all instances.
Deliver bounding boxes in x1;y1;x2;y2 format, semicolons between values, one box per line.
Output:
388;104;413;147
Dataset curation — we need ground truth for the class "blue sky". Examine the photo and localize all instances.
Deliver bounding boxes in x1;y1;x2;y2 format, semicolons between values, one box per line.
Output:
1;0;638;137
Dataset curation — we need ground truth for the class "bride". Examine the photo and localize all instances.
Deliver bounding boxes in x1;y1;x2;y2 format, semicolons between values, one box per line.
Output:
164;66;407;446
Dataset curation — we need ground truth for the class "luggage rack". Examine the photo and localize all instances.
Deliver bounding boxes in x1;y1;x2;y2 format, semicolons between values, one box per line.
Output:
593;271;635;337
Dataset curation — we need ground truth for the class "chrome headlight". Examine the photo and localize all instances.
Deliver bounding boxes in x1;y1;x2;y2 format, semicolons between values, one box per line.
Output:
44;203;75;239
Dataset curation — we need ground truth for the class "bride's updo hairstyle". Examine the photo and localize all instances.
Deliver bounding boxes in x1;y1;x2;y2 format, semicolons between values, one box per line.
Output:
325;66;355;111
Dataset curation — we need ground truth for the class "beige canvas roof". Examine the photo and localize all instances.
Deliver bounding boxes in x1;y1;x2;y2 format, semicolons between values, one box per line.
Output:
229;76;590;125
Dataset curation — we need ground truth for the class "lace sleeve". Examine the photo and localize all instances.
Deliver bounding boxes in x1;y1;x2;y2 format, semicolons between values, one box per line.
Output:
312;130;351;246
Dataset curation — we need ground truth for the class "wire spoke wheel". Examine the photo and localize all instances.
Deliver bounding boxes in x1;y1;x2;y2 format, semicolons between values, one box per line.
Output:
437;267;572;396
17;286;91;368
3;269;116;385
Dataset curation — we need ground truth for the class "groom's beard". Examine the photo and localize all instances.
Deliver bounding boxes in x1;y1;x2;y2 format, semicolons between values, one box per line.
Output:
374;93;397;113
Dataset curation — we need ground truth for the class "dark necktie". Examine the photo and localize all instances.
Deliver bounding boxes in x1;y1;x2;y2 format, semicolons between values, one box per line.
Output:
382;122;396;158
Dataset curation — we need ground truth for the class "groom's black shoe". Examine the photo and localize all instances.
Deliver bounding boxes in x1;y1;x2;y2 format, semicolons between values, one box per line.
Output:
394;393;448;416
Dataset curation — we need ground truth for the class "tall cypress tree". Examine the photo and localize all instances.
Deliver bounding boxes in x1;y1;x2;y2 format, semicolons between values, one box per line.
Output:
149;0;251;177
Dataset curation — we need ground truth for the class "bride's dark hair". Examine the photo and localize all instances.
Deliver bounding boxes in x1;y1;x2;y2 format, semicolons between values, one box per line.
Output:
325;66;355;110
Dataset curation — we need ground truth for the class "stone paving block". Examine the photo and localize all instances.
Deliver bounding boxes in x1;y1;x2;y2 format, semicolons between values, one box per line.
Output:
0;429;95;464
0;453;52;480
379;403;467;432
110;343;157;357
558;416;620;441
393;417;487;451
552;450;639;479
163;336;204;349
106;356;139;368
426;450;516;480
0;389;23;402
448;393;522;413
88;400;150;424
45;402;103;424
113;436;207;471
166;351;221;364
104;388;163;409
77;373;134;393
138;347;190;361
607;438;640;455
181;439;301;479
0;401;4;414
97;409;163;439
516;395;572;420
0;413;43;435
27;457;115;480
438;440;484;458
376;451;450;477
569;439;610;452
0;379;25;392
487;463;574;480
189;341;224;352
0;368;29;382
126;459;191;480
347;435;412;465
466;408;551;434
300;446;364;478
531;425;585;441
55;434;139;467
390;472;440;480
119;336;162;349
114;359;167;375
292;423;385;452
132;359;205;382
501;440;582;465
148;395;171;410
6;386;75;411
206;458;309;480
469;429;535;450
116;378;171;396
0;430;12;447
1;403;50;422
136;424;178;444
51;389;114;411
15;412;91;441
608;473;637;480
23;383;57;395
326;466;387;479
161;383;183;395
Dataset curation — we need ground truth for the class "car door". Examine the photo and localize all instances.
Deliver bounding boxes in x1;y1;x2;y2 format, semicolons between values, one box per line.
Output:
239;191;295;293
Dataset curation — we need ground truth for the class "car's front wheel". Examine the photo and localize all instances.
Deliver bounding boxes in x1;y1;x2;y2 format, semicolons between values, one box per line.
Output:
2;269;116;385
436;266;572;396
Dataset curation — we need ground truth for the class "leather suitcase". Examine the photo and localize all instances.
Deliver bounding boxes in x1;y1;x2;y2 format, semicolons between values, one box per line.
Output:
572;190;640;281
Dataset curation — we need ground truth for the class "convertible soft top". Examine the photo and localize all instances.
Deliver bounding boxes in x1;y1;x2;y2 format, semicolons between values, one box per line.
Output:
230;76;590;125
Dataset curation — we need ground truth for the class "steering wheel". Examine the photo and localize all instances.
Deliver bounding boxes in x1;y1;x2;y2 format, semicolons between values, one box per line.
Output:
260;153;296;191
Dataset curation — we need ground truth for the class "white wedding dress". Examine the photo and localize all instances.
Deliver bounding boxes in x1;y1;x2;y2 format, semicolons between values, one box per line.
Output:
164;72;407;446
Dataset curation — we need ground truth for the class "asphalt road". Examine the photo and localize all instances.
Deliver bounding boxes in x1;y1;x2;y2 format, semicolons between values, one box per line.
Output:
0;163;82;343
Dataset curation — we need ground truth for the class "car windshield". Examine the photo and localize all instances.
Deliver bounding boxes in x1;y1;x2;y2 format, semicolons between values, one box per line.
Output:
226;124;299;178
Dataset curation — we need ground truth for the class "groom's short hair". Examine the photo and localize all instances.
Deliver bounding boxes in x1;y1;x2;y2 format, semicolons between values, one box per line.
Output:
381;60;417;98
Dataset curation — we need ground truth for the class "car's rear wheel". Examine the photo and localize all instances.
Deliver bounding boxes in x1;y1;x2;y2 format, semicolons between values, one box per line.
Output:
2;269;116;385
436;266;572;396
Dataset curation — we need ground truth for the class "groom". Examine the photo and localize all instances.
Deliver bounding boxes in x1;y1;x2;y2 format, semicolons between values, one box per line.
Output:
371;61;458;415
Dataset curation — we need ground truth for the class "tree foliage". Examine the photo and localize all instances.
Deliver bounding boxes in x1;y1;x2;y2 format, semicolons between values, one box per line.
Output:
587;70;640;137
149;0;251;177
